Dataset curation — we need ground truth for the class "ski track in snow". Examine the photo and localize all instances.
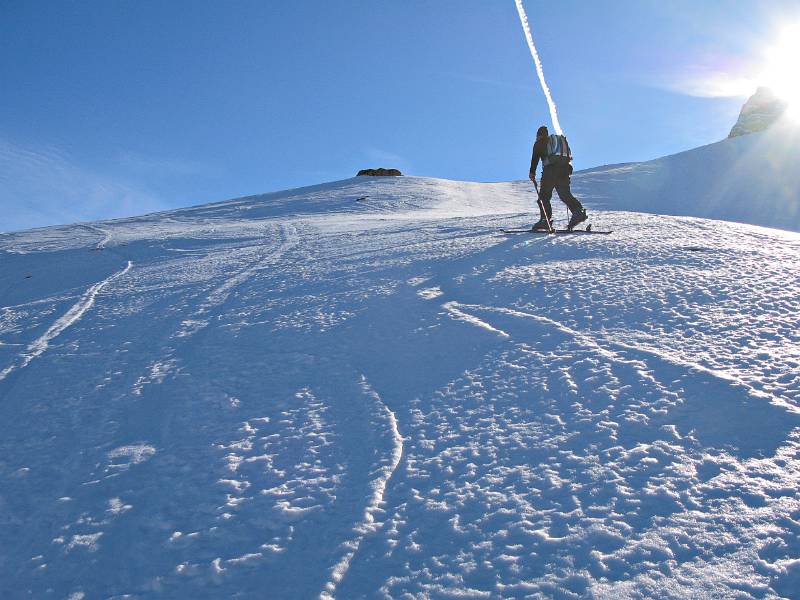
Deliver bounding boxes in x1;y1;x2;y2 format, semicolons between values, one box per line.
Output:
443;301;511;339
2;175;800;598
0;260;132;382
321;376;403;599
174;222;298;338
446;300;800;416
132;222;299;395
82;224;112;250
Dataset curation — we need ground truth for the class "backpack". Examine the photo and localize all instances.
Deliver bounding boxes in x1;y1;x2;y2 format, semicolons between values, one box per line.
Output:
544;134;572;167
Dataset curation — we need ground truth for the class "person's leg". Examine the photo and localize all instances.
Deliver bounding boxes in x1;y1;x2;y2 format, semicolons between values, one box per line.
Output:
554;167;584;214
538;167;556;220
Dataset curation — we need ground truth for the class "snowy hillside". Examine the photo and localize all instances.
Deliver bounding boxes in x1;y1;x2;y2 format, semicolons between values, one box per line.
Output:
2;173;800;599
574;120;800;232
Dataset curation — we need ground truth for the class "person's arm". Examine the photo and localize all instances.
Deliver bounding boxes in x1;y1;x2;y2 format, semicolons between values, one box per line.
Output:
529;144;540;181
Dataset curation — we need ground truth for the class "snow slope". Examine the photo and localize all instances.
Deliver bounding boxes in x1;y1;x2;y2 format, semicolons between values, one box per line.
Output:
573;120;800;232
2;172;800;599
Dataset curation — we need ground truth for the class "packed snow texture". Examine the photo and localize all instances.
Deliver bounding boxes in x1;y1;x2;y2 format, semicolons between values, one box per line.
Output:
2;131;800;598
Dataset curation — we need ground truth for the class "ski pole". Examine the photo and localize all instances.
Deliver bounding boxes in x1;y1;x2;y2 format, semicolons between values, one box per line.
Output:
533;180;554;233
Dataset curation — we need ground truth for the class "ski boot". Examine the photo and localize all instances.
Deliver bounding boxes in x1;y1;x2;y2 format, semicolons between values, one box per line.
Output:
567;208;588;231
531;217;552;232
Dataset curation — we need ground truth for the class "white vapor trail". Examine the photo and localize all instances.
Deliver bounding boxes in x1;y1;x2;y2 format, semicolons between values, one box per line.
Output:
514;0;563;135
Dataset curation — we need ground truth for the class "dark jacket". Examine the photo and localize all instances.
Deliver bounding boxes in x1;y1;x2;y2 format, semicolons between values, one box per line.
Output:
529;137;549;176
529;136;572;176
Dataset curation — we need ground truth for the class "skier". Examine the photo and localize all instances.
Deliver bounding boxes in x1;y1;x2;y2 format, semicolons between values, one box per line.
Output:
528;125;588;231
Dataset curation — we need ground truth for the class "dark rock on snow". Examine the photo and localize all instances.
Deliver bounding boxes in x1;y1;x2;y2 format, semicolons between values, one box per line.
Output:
356;168;402;177
729;87;788;138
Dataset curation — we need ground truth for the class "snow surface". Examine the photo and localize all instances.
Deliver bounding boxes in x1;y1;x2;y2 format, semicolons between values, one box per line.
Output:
574;120;800;233
2;136;800;598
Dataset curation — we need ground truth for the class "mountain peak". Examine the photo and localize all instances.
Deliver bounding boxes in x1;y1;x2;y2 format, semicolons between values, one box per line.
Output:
728;86;788;138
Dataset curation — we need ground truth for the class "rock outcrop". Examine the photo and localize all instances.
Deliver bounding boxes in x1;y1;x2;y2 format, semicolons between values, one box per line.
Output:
356;168;402;177
728;87;788;138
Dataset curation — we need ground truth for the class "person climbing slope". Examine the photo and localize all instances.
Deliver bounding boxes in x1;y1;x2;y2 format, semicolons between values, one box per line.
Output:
528;125;588;231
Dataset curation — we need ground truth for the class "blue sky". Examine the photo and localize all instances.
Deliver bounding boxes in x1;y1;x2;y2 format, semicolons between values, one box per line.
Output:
1;0;798;232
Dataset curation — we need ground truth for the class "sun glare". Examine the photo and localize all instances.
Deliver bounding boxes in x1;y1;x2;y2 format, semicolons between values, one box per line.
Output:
761;24;800;121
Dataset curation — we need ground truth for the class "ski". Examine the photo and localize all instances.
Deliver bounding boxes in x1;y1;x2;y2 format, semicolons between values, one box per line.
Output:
501;227;612;235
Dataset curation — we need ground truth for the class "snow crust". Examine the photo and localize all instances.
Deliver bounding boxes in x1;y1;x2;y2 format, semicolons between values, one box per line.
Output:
2;155;800;598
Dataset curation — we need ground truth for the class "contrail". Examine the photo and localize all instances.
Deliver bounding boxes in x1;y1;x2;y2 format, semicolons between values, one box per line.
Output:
514;0;563;135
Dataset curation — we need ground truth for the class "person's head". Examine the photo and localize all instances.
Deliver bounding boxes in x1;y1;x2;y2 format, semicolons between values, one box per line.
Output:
536;125;549;139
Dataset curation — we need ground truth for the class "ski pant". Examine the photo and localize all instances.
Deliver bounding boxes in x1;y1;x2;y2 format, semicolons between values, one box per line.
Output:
537;165;583;220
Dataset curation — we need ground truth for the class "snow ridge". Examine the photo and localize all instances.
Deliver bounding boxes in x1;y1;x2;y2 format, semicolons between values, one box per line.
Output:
443;301;510;338
0;260;132;382
321;376;403;599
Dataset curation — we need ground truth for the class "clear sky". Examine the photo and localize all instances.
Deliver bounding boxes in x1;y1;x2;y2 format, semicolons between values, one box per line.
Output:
2;0;798;232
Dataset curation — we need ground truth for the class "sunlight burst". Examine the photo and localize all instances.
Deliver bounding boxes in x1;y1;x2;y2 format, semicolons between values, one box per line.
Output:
761;24;800;121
